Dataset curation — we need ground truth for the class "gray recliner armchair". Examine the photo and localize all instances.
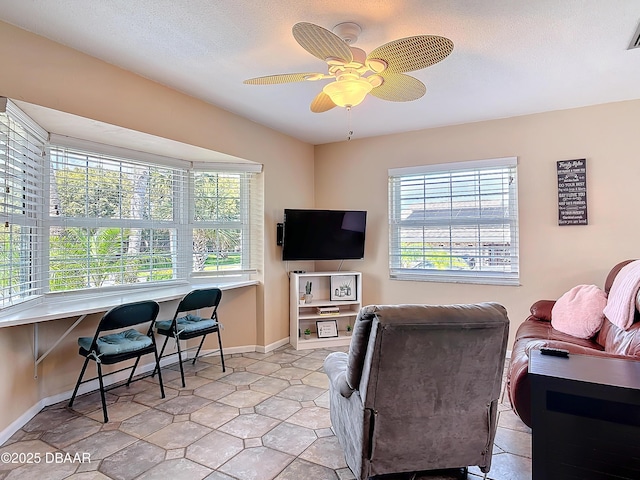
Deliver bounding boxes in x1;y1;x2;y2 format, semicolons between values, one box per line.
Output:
324;303;509;480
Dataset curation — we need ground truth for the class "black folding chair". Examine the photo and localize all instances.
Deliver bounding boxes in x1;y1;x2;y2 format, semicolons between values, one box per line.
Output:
68;300;165;423
154;288;224;387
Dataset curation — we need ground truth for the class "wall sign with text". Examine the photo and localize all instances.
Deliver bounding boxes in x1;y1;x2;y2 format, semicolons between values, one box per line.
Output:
557;159;588;226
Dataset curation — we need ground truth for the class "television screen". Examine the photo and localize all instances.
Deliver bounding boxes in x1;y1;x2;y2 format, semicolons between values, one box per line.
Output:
282;209;367;261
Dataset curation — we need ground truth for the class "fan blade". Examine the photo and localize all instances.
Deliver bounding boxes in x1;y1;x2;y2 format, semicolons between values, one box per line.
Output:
244;73;323;85
370;73;426;102
292;22;353;63
367;35;453;74
310;91;337;113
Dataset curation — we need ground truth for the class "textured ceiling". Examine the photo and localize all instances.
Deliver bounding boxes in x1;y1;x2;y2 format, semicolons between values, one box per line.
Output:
1;0;640;145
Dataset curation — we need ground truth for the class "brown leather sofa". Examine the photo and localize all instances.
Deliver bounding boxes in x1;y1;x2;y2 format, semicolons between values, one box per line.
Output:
507;260;640;428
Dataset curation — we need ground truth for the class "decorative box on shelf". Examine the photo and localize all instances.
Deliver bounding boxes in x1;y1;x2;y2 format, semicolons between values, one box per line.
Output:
317;306;340;315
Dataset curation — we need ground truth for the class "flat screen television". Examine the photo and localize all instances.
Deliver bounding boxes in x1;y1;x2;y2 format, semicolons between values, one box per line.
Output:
282;209;367;261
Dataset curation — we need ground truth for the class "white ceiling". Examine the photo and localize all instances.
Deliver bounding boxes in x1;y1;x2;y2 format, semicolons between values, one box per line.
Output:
1;0;640;145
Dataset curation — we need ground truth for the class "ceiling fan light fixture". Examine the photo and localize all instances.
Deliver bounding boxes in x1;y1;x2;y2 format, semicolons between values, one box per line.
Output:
322;76;373;108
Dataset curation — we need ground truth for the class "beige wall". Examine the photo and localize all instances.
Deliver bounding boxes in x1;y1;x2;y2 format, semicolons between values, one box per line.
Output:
315;99;640;347
0;20;314;433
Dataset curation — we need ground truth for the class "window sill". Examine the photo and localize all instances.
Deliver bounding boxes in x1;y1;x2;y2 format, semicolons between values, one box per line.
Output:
390;271;520;286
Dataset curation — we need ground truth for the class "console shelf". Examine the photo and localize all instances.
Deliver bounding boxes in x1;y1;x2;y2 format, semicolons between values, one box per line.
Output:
289;271;361;350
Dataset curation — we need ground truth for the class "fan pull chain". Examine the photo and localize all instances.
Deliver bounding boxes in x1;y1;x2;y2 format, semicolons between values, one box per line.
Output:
346;106;353;141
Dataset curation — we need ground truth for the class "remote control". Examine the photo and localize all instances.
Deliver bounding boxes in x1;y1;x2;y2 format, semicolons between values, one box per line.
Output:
539;347;570;358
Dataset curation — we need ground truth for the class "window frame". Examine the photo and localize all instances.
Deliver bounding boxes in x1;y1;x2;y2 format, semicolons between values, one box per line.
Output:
0;99;48;308
0;100;262;310
388;157;519;286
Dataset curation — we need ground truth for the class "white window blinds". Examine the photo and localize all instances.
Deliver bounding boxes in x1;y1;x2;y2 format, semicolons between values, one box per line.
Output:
388;157;519;285
0;99;47;306
0;99;263;308
47;146;188;290
191;169;262;277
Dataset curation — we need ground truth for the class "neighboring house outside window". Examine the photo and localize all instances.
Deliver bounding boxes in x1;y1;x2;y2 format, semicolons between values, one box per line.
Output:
388;157;519;285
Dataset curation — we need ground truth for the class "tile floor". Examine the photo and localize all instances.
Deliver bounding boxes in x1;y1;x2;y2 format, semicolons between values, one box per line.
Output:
0;346;531;480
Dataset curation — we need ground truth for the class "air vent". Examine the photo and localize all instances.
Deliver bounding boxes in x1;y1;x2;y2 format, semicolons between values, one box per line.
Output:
629;21;640;50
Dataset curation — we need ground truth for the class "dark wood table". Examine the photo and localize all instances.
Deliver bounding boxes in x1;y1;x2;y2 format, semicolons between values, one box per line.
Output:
529;350;640;479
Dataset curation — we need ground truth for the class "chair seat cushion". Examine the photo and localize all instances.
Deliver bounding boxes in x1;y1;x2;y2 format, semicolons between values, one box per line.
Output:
78;329;152;356
156;314;217;334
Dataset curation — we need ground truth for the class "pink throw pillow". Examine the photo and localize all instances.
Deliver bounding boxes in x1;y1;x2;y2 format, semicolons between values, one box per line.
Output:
551;284;607;339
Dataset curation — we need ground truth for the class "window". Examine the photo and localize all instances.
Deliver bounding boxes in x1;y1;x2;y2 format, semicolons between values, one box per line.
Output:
0;100;47;307
48;147;185;290
191;170;257;276
388;157;519;285
0;99;262;308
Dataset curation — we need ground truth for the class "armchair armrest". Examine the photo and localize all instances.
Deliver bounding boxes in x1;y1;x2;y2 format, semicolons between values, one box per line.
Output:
530;300;556;322
324;352;355;398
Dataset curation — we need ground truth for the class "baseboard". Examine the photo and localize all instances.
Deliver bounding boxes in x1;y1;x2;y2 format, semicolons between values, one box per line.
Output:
257;337;290;353
0;401;48;446
1;339;290;445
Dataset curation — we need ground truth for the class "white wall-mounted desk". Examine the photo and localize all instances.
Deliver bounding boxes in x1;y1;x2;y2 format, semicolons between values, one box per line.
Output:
0;281;258;377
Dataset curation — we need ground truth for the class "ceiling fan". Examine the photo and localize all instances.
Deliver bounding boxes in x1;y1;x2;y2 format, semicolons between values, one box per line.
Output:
244;22;454;113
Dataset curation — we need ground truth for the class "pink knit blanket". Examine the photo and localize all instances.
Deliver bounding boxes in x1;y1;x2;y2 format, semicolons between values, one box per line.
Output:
603;260;640;330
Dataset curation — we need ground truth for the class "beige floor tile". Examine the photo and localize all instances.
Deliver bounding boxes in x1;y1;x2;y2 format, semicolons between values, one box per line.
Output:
41;417;102;449
493;427;532;458
218;446;294;480
497;409;531;434
276;384;326;402
218;413;280;439
301;371;329;389
263;352;302;365
224;356;259;368
270;367;312;381
64;429;138;460
299;436;348;470
286;406;332;430
262;422;317;456
254;396;302;421
145;421;211;449
98;439;165;480
190;402;240;428
193;381;236;400
119;408;174;438
135;458;212;480
291;356;326;371
3;460;78;480
154;394;211;414
217;389;271;408
166;374;212;390
246;361;282;376
66;472;112;480
0;439;57;472
186;430;244;469
22;407;79;433
469;452;532;480
273;458;338;480
250;376;291;396
86;400;148;423
218;371;264;386
2;348;531;480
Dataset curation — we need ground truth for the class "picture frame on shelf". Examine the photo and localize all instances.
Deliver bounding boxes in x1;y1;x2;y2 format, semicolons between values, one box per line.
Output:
316;319;339;338
330;274;357;301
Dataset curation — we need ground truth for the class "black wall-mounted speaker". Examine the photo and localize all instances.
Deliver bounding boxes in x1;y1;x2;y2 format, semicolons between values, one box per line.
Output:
276;223;284;246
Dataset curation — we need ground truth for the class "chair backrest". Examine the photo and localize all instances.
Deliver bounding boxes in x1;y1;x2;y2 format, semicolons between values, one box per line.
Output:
97;300;160;333
175;288;222;319
347;303;509;476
